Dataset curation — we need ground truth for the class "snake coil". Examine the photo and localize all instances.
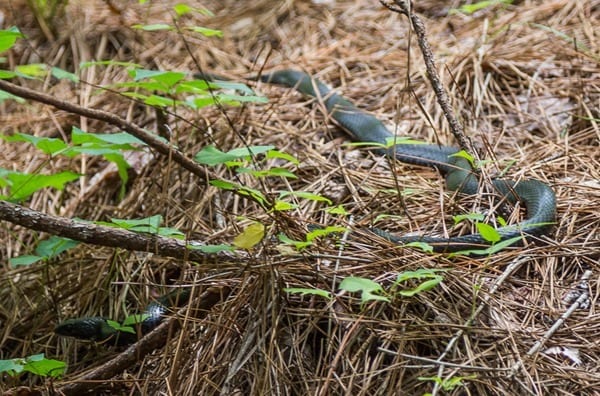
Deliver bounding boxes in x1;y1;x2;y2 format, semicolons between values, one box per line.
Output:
258;70;556;252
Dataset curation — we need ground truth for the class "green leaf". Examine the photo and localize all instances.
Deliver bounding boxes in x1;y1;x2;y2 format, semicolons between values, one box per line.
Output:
0;354;65;378
35;236;79;258
233;222;265;249
284;287;331;299
156;227;186;239
71;127;145;146
397;277;443;297
103;153;130;200
279;191;332;205
266;150;299;165
51;67;79;82
209;179;268;206
339;277;390;304
226;145;274;158
0;27;25;53
209;179;238;190
143;70;186;89
404;241;434;253
15;63;47;78
325;205;348;215
122;314;150;326
306;226;347;242
185;26;223;37
132;23;174;31
141;94;177;107
450;235;523;256
394;269;444;297
0;169;80;202
475;222;501;243
23;355;66;378
173;3;193;16
9;255;44;267
241;167;297;179
131;69;170;81
187;243;235;253
1;133;68;155
278;232;312;250
449;150;476;168
209;80;255;95
195;145;275;166
175;79;212;93
106;319;136;334
272;200;297;211
384;136;427;147
0;70;19;80
0;358;24;376
109;215;163;233
453;213;485;224
113;80;169;92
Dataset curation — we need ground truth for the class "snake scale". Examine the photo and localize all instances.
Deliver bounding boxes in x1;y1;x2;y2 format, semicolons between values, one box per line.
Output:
55;70;556;344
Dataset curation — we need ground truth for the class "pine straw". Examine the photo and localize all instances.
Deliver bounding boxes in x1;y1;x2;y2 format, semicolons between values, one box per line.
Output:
0;0;599;394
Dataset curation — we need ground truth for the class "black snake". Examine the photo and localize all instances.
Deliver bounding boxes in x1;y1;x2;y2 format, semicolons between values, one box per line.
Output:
55;288;190;345
256;70;556;253
55;70;556;343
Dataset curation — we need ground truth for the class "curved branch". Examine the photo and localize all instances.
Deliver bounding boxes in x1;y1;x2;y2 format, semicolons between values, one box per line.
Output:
0;78;215;182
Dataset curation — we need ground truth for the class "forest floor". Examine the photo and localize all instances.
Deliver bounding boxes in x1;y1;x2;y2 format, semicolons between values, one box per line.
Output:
0;0;598;395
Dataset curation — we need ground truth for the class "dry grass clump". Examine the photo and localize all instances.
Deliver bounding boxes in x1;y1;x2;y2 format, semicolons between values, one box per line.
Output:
0;0;598;395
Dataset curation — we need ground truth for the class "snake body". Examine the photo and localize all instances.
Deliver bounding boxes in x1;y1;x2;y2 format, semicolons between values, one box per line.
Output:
55;288;190;345
257;70;556;252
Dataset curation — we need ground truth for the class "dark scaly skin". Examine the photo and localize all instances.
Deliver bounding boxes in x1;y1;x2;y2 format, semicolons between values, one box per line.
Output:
54;288;191;345
257;70;556;252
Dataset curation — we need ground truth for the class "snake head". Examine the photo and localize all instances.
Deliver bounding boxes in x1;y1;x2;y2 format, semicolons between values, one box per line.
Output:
54;317;116;342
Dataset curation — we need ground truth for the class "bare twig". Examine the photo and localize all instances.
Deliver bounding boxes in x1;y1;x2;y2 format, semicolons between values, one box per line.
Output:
429;256;530;395
510;270;593;376
380;0;478;158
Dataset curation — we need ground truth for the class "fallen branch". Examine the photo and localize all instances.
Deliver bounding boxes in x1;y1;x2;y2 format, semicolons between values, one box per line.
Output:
0;200;240;262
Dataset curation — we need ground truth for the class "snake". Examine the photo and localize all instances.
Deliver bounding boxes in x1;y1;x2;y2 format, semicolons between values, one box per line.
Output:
54;288;191;345
54;70;556;342
253;70;556;253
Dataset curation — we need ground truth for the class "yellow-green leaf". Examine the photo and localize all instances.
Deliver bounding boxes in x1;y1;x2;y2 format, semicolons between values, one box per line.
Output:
233;222;265;249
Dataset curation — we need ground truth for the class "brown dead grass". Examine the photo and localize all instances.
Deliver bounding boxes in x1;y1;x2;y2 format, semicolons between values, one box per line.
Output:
0;0;598;395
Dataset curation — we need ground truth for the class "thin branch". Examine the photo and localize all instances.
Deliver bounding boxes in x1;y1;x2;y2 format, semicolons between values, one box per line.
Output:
0;78;215;182
381;0;478;157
